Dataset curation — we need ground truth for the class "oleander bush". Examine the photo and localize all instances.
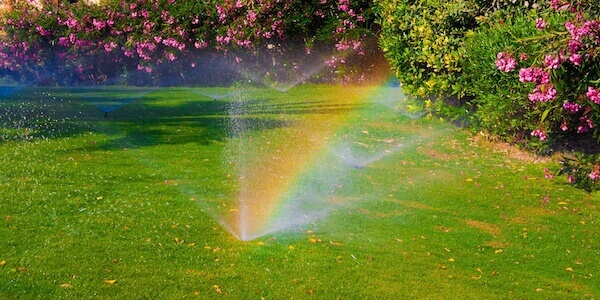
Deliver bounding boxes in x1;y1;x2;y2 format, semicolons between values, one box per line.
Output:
0;0;377;85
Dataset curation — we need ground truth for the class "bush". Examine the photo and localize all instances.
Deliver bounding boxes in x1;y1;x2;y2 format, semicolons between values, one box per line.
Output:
459;9;570;148
0;0;377;85
377;0;478;99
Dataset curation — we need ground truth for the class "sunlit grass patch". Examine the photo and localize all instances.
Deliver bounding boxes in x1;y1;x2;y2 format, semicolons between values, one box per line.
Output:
0;85;598;298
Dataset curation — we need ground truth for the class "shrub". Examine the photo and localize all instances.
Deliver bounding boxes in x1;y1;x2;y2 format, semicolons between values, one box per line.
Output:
377;0;478;99
461;1;600;190
0;0;377;85
459;9;570;148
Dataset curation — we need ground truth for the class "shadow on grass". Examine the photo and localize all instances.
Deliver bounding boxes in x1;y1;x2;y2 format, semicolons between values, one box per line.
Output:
0;86;362;151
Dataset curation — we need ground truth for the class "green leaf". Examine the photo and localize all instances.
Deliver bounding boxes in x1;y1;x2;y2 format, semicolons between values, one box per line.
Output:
541;108;551;122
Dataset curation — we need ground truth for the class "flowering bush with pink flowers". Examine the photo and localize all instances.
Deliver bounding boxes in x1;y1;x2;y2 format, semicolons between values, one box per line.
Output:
0;0;376;85
460;1;600;190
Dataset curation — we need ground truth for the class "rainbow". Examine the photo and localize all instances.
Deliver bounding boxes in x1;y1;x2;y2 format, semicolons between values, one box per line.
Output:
217;84;409;241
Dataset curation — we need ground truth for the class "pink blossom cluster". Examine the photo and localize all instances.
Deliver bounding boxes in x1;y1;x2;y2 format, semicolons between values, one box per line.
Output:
518;67;550;84
577;114;594;133
550;0;571;11
544;54;560;69
528;84;557;102
586;87;600;104
536;18;549;30
589;166;600;180
563;101;582;113
531;129;547;141
494;52;516;72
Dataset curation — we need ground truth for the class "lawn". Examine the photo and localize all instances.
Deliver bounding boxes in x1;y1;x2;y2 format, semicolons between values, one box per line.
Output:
0;85;598;299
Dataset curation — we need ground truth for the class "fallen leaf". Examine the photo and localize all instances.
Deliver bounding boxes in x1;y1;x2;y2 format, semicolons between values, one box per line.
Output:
288;245;295;250
104;279;117;285
448;258;455;262
329;241;342;246
465;178;473;182
309;238;317;244
0;260;6;266
494;249;503;254
257;241;265;246
213;285;222;294
566;267;574;272
59;283;72;288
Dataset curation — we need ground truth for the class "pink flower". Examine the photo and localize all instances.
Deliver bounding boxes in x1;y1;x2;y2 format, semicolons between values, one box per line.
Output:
519;53;528;61
544;54;560;69
569;53;582;65
586;86;600;104
568;174;575;184
577;116;594;133
519;67;550;84
194;41;208;49
568;40;581;53
531;129;547;141
495;52;516;72
528;84;557;102
590;165;600;180
551;0;570;11
563;101;581;113
536;18;548;30
544;168;554;179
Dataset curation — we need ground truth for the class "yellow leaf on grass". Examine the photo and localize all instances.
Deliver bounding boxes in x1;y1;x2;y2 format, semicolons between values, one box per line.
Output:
494;249;503;254
465;178;473;182
105;279;117;285
566;267;574;272
309;238;317;244
0;260;6;266
288;245;295;250
60;283;72;288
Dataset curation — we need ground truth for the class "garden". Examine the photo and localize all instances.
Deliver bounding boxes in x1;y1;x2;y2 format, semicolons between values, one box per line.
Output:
0;0;598;298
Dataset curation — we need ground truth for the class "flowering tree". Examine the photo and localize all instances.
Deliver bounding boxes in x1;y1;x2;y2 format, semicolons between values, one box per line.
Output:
0;0;377;85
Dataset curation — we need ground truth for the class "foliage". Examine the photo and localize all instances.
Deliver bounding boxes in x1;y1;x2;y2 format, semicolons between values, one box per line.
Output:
557;153;600;192
460;0;600;188
460;10;568;148
0;0;377;85
377;0;477;99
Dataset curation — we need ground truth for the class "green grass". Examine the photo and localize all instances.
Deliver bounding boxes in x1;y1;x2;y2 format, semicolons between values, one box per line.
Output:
0;85;598;299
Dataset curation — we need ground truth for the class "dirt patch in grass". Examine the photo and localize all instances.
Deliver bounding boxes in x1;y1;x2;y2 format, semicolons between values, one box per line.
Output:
469;135;554;164
465;219;502;237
